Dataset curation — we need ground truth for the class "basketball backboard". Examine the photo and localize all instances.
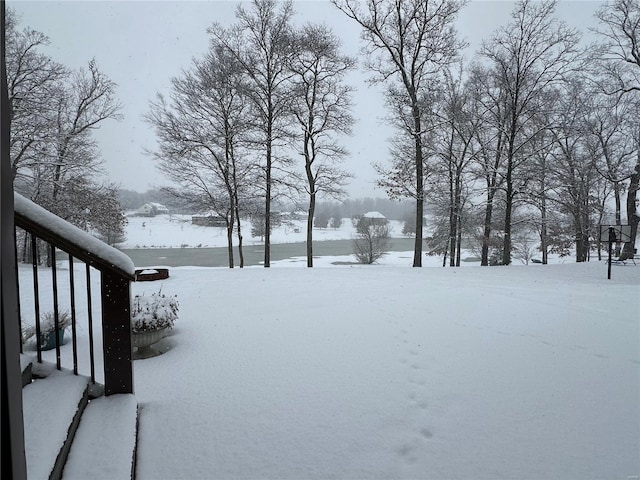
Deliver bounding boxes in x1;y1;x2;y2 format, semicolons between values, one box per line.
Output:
599;225;632;243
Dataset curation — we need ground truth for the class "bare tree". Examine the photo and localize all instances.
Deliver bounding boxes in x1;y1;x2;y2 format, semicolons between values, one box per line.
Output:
5;9;65;182
333;0;465;267
512;229;537;265
584;92;636;229
352;216;390;264
466;64;507;266
480;0;581;265
289;24;355;267
6;11;123;245
547;81;599;263
209;0;297;267
146;44;252;268
432;66;476;267
593;0;640;98
524;91;558;265
47;60;122;204
593;0;640;258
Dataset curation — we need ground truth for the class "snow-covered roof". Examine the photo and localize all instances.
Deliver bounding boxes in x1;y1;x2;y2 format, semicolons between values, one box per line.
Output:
363;211;386;219
192;211;224;218
14;193;135;277
149;202;169;211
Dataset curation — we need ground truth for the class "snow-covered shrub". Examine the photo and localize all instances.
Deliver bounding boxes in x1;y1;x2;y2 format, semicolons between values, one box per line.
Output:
22;310;72;347
132;290;179;332
22;310;72;339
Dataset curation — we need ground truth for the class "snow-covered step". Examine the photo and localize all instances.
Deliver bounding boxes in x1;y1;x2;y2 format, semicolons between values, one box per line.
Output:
23;369;90;480
63;394;138;480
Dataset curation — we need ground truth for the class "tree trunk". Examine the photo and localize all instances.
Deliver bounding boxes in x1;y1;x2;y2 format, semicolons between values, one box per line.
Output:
264;109;273;268
412;94;423;268
307;192;315;268
622;160;640;258
231;162;244;268
574;211;589;263
455;215;462;267
235;208;244;269
614;181;622;225
481;191;494;267
541;195;548;265
448;192;456;267
454;175;463;267
305;130;316;268
226;216;234;269
447;131;456;268
502;159;513;266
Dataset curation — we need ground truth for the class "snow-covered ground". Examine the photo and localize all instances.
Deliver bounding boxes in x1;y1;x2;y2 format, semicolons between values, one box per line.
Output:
120;213;404;249
20;257;640;479
18;204;640;478
134;262;639;479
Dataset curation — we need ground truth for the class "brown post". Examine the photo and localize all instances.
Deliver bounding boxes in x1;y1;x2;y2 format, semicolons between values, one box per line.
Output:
1;1;28;476
101;271;134;395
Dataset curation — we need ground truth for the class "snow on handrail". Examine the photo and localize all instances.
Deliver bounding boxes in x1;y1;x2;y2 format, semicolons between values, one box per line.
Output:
14;192;135;278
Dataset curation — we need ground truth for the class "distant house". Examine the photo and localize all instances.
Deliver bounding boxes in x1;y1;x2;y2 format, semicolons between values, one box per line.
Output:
136;203;169;217
192;212;227;227
363;211;387;225
284;210;306;221
149;202;169;214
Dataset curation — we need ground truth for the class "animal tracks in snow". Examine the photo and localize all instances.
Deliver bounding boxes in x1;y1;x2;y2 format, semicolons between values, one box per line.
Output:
394;322;435;467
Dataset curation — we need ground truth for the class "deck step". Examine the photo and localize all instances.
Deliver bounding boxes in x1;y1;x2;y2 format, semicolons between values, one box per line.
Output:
63;394;138;479
22;369;90;480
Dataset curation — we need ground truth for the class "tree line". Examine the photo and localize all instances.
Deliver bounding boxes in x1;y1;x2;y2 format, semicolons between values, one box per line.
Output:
6;0;640;268
6;8;126;252
145;0;355;268
148;0;640;268
336;0;640;267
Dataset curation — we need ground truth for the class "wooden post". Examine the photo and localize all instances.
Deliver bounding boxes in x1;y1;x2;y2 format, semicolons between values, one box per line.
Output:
101;271;134;395
1;0;28;475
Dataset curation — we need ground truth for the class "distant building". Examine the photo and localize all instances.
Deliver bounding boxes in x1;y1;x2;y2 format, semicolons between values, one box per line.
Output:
136;203;169;217
363;211;387;225
192;212;227;227
284;210;306;221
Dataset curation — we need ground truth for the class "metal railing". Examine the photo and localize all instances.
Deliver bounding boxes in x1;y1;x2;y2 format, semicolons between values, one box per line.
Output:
14;193;135;395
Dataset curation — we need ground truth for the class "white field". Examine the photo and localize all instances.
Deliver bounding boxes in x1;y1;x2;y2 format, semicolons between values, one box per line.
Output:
120;213;404;249
19;255;640;479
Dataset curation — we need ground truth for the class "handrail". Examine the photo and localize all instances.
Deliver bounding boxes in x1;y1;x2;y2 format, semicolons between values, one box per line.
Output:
13;193;135;280
14;192;134;395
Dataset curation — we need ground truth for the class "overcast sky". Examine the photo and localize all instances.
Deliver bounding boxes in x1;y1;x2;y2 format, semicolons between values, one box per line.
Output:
9;0;604;198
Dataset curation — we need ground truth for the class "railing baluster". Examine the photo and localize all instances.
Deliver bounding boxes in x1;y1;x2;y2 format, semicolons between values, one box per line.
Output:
14;228;23;354
69;254;78;375
15;193;134;396
86;264;96;384
51;246;61;370
31;235;42;363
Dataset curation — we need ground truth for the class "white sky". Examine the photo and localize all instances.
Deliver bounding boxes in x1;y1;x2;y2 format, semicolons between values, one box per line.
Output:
8;0;604;198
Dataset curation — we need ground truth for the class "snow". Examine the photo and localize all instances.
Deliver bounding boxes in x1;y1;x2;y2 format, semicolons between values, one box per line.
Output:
64;394;138;479
14;193;135;276
131;262;637;479
119;214;402;249
18;240;639;478
22;369;89;480
363;210;387;219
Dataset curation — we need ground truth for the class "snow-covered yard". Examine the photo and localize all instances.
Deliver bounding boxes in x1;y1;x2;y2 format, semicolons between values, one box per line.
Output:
127;261;639;479
18;242;639;479
119;213;405;249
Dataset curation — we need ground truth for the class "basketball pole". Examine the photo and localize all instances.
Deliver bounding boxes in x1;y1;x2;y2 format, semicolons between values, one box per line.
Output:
608;227;615;280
